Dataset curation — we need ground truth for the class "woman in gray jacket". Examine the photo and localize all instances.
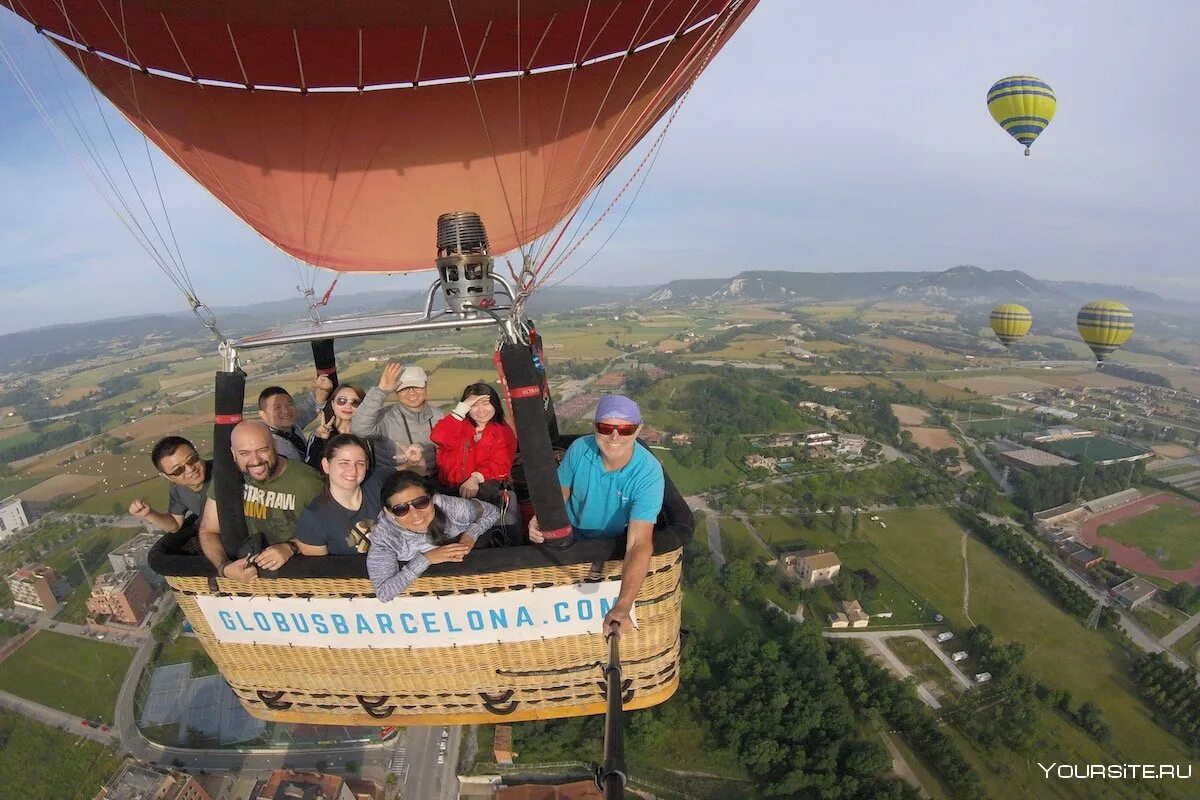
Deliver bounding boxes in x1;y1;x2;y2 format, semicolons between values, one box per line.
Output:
367;471;499;602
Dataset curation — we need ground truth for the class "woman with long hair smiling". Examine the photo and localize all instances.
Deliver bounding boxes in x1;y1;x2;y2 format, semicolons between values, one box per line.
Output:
305;383;369;469
366;470;499;602
295;433;390;556
430;381;517;502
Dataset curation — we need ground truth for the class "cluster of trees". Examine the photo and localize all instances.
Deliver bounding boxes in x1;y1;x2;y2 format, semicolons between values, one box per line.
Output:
1130;652;1200;748
954;511;1120;628
1035;685;1111;741
1011;460;1145;516
1097;362;1172;388
829;639;984;800
696;620;921;799
1163;582;1200;613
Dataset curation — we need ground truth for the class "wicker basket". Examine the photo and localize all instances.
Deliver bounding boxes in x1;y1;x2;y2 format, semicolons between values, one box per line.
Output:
166;547;682;725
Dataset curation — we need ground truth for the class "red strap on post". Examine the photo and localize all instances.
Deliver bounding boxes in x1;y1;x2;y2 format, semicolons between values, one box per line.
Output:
214;414;244;425
315;366;337;376
540;525;573;543
509;386;542;399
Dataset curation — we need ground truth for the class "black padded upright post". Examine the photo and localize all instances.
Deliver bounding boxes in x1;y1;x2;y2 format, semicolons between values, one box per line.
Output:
214;369;250;559
528;323;560;443
312;338;338;421
497;341;572;546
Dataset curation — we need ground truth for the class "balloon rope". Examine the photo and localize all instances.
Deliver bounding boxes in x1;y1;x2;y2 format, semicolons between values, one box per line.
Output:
446;0;526;261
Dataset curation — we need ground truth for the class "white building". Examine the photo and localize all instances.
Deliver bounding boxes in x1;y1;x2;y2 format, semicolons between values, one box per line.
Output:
0;496;30;540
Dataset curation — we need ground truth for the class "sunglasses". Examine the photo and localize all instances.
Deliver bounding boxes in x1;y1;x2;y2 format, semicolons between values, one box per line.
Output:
389;495;432;516
162;453;201;477
334;396;362;407
595;421;638;437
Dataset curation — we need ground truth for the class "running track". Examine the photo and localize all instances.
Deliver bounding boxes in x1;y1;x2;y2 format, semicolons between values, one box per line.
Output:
1079;493;1200;582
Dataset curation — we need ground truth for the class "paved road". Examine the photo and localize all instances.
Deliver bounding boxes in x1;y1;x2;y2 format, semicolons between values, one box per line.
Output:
824;631;948;709
400;725;463;800
880;731;931;799
952;421;1010;494
0;689;117;743
686;496;725;568
1161;608;1200;648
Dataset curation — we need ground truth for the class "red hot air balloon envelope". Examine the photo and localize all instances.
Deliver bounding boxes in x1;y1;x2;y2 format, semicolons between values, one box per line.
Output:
7;0;759;273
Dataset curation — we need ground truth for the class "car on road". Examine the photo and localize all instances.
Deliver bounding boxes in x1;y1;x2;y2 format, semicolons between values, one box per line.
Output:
440;727;449;740
436;754;445;765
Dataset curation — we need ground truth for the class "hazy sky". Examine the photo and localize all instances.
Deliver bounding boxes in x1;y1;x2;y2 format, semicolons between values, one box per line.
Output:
1;1;1198;335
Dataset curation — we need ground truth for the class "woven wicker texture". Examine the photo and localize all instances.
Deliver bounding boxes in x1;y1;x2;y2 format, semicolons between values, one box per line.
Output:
167;549;682;725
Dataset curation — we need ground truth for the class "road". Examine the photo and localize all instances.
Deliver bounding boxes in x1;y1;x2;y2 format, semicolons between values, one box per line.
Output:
949;420;1009;494
1160;608;1200;648
823;631;946;709
399;725;463;800
0;689;117;744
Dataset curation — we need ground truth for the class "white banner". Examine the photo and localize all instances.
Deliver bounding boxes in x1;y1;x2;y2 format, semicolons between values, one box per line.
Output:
194;582;632;649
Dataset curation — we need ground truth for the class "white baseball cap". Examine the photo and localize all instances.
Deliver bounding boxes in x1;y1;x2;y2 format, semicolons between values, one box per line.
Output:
398;366;428;390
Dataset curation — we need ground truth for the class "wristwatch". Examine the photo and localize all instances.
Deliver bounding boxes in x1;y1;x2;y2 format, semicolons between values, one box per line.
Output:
287;540;301;555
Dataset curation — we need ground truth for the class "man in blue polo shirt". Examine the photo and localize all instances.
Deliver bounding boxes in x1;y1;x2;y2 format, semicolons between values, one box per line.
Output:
529;395;664;634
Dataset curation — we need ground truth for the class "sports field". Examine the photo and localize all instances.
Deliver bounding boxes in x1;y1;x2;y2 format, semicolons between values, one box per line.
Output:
1083;494;1200;579
0;631;132;724
1039;435;1150;462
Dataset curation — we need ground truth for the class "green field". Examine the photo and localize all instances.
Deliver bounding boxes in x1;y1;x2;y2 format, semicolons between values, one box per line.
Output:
155;635;218;677
0;709;123;800
654;450;745;495
1132;603;1190;639
868;509;1195;793
885;636;960;697
0;631;132;723
717;516;770;561
1099;504;1200;570
1039;435;1150;462
959;415;1041;438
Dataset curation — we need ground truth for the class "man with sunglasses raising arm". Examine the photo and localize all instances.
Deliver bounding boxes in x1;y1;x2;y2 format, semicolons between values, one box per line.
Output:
528;395;664;635
128;436;212;532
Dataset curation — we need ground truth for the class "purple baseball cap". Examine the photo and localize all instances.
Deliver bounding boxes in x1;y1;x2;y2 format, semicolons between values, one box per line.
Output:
595;394;642;424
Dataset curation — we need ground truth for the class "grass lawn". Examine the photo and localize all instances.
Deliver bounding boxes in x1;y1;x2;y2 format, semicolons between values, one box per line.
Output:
1131;603;1190;639
1170;626;1200;666
70;476;164;515
717;517;770;561
681;590;755;643
154;635;218;677
0;630;132;723
654;451;745;495
0;708;123;800
867;509;1195;792
1099;504;1200;570
749;514;840;552
885;636;960;697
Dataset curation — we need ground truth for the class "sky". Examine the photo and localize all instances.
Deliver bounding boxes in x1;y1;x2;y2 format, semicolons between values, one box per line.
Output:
1;1;1198;335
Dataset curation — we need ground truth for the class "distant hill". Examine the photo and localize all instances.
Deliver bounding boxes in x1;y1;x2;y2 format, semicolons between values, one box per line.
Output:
0;283;645;373
646;270;927;303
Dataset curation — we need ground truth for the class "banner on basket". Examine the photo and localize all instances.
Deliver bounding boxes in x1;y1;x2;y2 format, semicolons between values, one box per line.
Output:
194;582;631;649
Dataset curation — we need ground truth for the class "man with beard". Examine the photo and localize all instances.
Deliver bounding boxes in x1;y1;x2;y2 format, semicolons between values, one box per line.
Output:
197;421;324;581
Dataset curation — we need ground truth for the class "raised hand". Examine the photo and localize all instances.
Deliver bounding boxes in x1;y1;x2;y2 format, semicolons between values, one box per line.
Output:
314;374;334;403
128;498;151;518
378;362;404;392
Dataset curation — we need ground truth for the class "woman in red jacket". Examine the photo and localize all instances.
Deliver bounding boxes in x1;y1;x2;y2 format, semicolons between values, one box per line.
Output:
430;382;518;504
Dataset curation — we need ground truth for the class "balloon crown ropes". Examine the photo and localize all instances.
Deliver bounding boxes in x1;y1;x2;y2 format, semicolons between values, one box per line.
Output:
1077;300;1135;362
988;75;1056;156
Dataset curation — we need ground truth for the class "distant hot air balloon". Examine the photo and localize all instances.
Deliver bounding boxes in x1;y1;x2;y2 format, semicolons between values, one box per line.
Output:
989;303;1033;348
987;76;1056;156
1077;300;1134;362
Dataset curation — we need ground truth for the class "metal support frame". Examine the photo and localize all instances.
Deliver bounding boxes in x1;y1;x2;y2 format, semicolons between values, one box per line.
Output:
226;274;518;351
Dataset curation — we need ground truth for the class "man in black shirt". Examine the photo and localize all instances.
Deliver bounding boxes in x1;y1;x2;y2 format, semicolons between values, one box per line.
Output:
129;436;212;532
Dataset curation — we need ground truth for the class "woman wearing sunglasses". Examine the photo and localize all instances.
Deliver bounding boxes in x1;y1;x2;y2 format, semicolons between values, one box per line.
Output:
430;382;518;502
295;434;391;556
366;470;499;602
305;384;369;470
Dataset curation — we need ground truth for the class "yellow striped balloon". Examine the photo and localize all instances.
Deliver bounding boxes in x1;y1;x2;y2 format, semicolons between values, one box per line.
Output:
987;75;1056;156
989;303;1033;347
1077;300;1134;362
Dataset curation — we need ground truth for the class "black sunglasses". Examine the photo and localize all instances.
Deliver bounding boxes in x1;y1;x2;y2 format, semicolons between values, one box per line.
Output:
334;396;362;407
389;495;432;516
162;453;201;477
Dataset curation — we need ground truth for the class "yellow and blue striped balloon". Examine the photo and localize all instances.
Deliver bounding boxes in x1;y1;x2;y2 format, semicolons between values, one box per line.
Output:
987;75;1056;156
990;303;1033;348
1077;300;1134;362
